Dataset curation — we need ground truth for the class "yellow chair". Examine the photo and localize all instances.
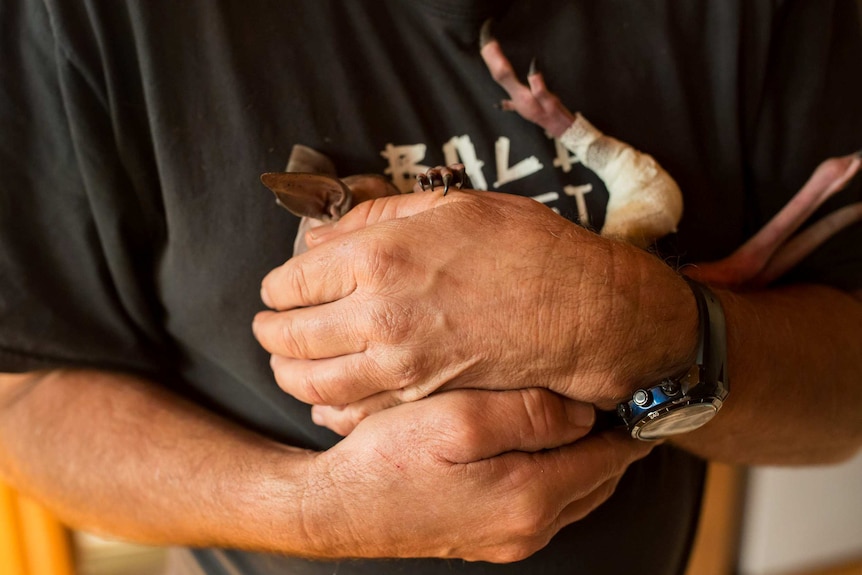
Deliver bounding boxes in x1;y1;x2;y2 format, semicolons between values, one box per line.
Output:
0;482;75;575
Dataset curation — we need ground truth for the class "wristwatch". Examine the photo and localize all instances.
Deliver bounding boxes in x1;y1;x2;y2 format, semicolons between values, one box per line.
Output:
615;279;729;441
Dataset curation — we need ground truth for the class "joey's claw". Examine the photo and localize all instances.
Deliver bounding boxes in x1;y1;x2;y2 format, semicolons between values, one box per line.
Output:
415;173;430;191
414;164;471;195
454;165;471;190
479;18;494;48
427;168;443;190
442;173;452;195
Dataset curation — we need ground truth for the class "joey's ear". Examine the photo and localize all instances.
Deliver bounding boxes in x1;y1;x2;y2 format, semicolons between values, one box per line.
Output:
286;144;338;175
260;172;351;220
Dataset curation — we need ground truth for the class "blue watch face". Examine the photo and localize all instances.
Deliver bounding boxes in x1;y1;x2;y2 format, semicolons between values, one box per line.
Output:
633;402;719;440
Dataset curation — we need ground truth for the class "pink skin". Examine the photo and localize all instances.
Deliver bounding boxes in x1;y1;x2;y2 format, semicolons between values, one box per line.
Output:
686;152;862;289
479;21;862;291
264;27;862;437
753;202;862;287
479;28;574;139
269;29;862;289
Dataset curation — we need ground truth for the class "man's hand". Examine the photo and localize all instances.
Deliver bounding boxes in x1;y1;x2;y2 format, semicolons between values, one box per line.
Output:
302;388;652;562
253;190;698;423
0;370;650;561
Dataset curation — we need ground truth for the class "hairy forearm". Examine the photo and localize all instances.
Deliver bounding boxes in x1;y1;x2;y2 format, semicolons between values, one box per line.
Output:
673;284;862;465
0;369;313;552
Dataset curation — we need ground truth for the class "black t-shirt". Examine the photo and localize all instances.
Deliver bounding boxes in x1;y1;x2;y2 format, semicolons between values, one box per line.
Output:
2;1;861;574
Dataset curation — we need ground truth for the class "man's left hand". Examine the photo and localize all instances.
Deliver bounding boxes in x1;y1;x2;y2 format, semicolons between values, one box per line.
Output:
253;190;697;433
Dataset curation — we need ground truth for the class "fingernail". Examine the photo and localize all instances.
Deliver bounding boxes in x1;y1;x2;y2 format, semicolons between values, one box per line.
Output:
311;406;325;426
567;402;596;428
528;57;538;76
308;223;334;241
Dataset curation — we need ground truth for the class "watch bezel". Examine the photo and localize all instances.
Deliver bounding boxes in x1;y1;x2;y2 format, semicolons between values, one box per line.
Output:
629;395;724;440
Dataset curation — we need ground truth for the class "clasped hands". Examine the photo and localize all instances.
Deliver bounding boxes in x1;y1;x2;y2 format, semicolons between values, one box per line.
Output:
252;189;698;561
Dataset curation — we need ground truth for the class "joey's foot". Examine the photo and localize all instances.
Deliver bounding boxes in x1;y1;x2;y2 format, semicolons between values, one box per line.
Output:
479;19;575;139
414;164;471;195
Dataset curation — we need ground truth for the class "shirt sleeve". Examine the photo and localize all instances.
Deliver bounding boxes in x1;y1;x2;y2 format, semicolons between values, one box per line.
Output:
0;0;169;375
745;0;862;291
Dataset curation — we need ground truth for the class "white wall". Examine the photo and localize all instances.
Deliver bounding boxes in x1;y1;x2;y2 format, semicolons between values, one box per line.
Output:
738;451;862;575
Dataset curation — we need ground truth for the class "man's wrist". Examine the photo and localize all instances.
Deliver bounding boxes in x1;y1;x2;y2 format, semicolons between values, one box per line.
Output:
616;279;729;440
618;252;701;401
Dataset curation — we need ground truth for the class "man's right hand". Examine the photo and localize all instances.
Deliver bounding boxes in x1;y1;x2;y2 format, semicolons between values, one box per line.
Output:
0;370;650;562
301;388;652;563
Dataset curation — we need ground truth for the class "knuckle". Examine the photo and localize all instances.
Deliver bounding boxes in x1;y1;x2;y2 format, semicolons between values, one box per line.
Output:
293;372;327;405
283;264;312;307
595;476;621;504
512;501;555;539
342;403;374;432
512;389;573;446
492;540;544;564
263;265;308;310
340;198;378;229
327;414;358;437
358;241;407;281
489;514;551;563
278;318;308;357
505;459;537;493
499;478;557;536
445;420;484;452
517;388;555;436
368;299;416;344
376;348;426;392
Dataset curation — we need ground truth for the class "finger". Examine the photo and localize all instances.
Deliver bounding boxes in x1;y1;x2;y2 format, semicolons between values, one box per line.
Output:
310;381;448;434
530;431;653;508
555;476;621;526
550;433;653;529
437;389;596;464
304;222;334;243
253;304;368;360
269;348;443;406
270;354;383;406
468;431;650;548
311;391;404;435
260;242;358;310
